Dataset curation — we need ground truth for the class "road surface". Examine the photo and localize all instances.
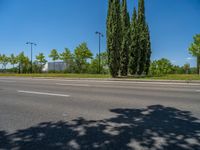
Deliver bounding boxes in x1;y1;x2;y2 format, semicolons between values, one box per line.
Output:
0;77;200;150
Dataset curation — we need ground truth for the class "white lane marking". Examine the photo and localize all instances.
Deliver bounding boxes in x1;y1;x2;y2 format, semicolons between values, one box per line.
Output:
18;90;70;97
109;81;200;86
196;90;200;92
62;113;67;117
56;83;90;87
58;83;194;92
0;80;16;83
1;77;200;86
34;79;200;86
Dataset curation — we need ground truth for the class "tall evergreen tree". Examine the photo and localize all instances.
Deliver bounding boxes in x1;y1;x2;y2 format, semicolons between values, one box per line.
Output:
107;0;112;74
120;0;130;76
144;24;151;74
129;8;139;75
137;0;147;75
107;0;121;78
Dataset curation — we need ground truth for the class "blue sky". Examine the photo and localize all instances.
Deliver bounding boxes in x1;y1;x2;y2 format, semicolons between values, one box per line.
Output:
0;0;200;67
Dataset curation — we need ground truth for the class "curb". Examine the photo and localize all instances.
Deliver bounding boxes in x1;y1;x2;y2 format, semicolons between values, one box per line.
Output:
16;77;200;84
1;76;200;84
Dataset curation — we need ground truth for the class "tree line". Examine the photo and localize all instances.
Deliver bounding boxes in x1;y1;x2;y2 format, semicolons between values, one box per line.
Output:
0;42;108;74
0;48;197;76
149;58;197;76
107;0;151;77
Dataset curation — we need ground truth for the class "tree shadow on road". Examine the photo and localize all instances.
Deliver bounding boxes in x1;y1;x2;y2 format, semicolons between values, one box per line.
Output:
0;105;200;150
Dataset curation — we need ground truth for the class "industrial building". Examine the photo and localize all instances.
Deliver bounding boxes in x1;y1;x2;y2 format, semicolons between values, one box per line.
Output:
43;62;67;72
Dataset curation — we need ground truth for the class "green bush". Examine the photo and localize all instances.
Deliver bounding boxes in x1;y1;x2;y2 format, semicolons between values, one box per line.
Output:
149;58;174;76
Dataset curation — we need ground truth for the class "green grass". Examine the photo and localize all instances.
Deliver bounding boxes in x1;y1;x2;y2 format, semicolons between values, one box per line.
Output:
0;73;111;78
147;74;200;80
0;73;200;80
113;74;200;80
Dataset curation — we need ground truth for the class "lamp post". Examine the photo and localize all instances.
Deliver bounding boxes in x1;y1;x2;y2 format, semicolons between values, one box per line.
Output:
26;42;37;73
95;31;104;74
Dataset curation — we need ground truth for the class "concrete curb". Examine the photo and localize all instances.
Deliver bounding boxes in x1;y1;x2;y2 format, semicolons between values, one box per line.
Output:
1;76;200;84
9;77;200;83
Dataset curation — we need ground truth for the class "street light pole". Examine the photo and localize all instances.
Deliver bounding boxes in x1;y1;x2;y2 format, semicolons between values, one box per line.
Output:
95;31;103;74
26;42;37;73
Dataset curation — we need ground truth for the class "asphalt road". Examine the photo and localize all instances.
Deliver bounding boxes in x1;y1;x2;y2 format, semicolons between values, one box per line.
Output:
0;77;200;150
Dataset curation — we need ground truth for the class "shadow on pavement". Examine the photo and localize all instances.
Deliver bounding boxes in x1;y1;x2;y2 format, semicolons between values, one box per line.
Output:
0;105;200;150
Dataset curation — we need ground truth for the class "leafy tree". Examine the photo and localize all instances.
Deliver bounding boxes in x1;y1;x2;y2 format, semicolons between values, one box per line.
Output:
150;58;173;76
129;8;139;75
74;42;93;73
17;52;26;74
89;57;101;74
0;54;2;70
190;67;197;74
100;51;109;72
1;54;9;71
183;63;190;74
49;49;59;72
107;0;121;77
23;56;31;73
89;52;109;74
189;34;200;75
172;65;184;74
36;53;47;73
120;0;130;76
10;54;17;69
60;48;74;72
60;48;71;63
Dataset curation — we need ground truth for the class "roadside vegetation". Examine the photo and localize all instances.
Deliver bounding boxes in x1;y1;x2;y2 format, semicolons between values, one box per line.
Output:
0;73;110;78
0;42;109;75
1;73;200;81
149;74;200;81
107;0;151;77
0;0;200;80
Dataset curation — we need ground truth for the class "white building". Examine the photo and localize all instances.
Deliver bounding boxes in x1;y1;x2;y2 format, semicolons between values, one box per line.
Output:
43;62;67;72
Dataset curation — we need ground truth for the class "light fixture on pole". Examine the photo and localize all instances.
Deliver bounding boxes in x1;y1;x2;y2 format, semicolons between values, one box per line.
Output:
95;31;104;74
26;42;37;73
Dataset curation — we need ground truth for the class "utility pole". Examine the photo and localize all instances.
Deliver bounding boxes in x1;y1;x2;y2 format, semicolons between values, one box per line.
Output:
95;31;103;74
26;42;37;73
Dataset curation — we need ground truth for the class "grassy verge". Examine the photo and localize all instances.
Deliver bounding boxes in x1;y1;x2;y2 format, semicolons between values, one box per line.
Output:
117;74;200;80
0;73;111;78
0;73;200;80
147;74;200;80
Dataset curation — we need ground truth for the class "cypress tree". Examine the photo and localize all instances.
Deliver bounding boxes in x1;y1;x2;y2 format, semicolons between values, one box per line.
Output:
120;0;130;76
107;0;112;63
107;0;121;77
137;0;147;75
129;8;139;75
144;24;151;74
107;0;113;76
